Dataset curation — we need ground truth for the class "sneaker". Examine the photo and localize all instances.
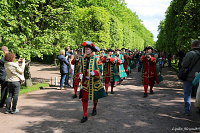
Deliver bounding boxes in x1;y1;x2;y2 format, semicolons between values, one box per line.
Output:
183;112;191;116
11;109;20;114
57;88;61;90
5;110;11;114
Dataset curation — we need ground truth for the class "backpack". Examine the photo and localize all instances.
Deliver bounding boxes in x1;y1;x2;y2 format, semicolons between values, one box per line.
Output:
178;51;200;81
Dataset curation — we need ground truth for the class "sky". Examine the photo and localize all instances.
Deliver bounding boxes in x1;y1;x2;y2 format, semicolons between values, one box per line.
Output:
125;0;172;41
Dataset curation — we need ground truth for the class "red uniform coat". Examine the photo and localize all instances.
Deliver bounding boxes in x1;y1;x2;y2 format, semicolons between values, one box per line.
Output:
141;56;159;85
123;54;131;74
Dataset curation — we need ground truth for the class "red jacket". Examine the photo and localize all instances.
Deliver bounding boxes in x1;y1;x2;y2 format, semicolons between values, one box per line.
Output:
141;56;159;84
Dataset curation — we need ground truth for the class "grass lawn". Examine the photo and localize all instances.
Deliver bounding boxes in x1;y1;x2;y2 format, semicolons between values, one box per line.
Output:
19;83;49;95
0;83;49;98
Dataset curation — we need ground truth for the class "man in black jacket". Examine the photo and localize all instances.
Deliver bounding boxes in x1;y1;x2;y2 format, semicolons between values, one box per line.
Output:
0;46;9;108
182;40;200;115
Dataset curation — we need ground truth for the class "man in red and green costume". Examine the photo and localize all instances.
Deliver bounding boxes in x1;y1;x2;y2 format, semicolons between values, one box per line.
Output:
101;49;122;94
115;49;127;81
141;46;159;97
121;48;131;75
79;41;106;123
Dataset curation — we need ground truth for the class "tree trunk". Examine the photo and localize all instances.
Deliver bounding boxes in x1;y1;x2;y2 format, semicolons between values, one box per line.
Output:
53;53;57;66
24;60;32;87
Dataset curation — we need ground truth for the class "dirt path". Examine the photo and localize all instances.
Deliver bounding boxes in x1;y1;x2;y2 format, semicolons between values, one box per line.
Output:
0;63;199;133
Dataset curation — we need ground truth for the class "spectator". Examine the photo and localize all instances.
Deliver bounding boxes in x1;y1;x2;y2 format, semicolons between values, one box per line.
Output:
182;39;200;116
57;50;69;90
177;51;185;71
4;53;25;114
0;46;9;108
65;47;72;61
69;53;74;88
192;72;200;114
167;53;172;67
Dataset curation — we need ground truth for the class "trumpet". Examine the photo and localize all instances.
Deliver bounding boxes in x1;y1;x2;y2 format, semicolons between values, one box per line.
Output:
76;56;80;61
74;55;82;61
106;55;111;62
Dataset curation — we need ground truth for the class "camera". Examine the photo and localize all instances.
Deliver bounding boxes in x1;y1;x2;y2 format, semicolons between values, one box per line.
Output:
76;56;79;61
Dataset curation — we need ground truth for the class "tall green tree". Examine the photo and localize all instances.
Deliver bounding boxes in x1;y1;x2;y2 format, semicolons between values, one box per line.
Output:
156;0;200;53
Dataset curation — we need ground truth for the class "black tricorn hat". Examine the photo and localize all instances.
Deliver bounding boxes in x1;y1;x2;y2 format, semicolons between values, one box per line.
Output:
82;41;100;52
107;48;113;52
115;49;121;51
121;48;125;50
144;46;153;51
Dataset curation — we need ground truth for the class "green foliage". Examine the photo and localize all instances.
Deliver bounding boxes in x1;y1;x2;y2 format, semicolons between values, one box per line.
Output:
0;0;154;59
156;0;200;53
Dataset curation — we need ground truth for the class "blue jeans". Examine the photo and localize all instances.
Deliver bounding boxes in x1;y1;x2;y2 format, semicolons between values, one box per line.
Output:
60;73;69;88
183;81;193;113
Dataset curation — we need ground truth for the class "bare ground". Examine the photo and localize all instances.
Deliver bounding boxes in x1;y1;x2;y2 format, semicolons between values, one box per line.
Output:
0;63;199;133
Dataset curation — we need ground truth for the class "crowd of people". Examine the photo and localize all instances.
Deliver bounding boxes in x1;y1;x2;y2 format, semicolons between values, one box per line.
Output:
57;41;166;123
0;40;200;123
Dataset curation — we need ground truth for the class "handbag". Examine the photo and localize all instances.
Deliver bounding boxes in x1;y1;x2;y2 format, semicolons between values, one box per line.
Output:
178;67;190;81
178;54;200;81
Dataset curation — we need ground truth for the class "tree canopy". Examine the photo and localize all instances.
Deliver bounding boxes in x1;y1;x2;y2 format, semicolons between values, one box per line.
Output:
0;0;154;59
156;0;200;54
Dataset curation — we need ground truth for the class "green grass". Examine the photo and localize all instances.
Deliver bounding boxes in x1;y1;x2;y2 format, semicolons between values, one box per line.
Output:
19;83;49;95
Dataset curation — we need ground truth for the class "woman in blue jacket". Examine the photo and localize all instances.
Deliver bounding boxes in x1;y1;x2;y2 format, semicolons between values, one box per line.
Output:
57;50;69;90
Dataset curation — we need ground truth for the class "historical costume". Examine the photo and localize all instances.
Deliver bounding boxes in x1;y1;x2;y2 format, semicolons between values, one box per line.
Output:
141;46;159;97
121;48;130;75
101;49;122;94
79;41;106;123
71;49;82;98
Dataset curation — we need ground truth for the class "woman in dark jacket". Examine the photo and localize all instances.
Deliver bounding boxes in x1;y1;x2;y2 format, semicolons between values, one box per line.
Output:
57;50;69;90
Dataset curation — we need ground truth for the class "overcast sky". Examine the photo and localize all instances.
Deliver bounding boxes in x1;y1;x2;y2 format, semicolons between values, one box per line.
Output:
125;0;172;41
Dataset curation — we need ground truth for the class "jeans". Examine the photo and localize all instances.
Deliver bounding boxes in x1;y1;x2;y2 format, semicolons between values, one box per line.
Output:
60;73;69;88
6;81;20;111
0;80;8;106
183;81;193;113
138;60;142;72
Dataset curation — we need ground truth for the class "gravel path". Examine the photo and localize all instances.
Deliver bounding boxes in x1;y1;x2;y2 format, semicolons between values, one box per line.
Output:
0;63;199;133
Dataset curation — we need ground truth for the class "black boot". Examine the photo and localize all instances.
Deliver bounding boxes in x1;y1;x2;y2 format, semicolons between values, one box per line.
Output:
92;110;97;116
150;89;154;94
111;90;114;94
72;94;77;99
143;93;148;98
80;116;88;123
